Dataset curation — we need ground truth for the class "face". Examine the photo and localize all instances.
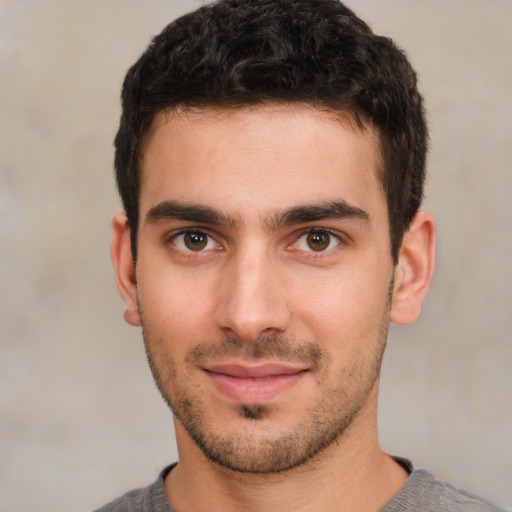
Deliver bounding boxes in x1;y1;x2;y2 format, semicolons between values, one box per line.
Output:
127;105;397;473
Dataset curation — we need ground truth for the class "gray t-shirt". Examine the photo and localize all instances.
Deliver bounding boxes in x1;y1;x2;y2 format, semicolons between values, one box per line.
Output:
93;460;506;512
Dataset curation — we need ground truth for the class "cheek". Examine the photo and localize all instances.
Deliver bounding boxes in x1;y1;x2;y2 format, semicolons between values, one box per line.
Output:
137;267;218;344
294;270;390;346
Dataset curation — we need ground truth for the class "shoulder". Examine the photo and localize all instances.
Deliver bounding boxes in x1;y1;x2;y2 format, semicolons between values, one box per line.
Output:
383;466;507;512
421;474;507;512
91;465;175;512
93;487;146;512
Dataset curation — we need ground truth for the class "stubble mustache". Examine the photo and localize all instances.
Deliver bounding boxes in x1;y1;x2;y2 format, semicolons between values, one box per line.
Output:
184;335;326;370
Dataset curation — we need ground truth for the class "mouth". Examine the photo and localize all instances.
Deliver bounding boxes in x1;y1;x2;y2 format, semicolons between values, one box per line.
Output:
203;362;309;403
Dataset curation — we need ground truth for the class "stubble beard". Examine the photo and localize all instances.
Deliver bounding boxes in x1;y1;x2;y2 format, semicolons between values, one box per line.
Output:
141;315;389;475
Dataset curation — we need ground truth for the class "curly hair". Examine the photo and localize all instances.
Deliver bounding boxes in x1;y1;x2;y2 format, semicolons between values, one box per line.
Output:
115;0;427;261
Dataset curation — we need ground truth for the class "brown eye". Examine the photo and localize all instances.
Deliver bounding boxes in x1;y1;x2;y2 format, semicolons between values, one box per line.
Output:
173;230;216;252
294;230;341;253
184;232;208;251
306;231;330;251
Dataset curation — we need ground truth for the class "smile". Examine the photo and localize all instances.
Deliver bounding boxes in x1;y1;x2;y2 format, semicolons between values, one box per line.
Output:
203;363;309;403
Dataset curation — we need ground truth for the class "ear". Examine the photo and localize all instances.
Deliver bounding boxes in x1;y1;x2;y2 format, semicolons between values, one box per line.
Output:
390;211;436;325
111;212;141;326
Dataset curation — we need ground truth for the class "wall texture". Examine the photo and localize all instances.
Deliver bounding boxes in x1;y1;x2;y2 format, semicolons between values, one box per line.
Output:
1;1;511;510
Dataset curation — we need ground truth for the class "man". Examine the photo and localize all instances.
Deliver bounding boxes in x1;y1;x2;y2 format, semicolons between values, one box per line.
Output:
98;0;505;510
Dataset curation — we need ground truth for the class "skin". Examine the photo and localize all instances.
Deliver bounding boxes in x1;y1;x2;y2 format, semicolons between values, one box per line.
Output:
112;104;436;512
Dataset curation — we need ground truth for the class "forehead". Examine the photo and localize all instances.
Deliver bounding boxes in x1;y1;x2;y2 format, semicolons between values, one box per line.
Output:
139;104;385;226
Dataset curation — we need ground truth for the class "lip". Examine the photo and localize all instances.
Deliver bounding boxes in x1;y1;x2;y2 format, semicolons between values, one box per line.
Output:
203;362;308;403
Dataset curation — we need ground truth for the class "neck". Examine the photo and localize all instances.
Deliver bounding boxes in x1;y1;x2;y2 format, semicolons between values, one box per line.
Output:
165;386;408;512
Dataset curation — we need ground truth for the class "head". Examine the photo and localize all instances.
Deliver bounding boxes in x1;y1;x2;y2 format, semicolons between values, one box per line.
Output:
111;0;435;475
114;0;428;264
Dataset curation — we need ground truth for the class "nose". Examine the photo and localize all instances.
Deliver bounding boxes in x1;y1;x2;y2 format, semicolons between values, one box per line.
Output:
213;246;292;341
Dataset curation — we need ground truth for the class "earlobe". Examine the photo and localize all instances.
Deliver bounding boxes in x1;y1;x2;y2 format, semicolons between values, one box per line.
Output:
111;212;141;326
390;211;436;325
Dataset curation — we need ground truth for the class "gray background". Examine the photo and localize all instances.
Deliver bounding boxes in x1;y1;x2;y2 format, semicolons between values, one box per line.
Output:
1;1;511;511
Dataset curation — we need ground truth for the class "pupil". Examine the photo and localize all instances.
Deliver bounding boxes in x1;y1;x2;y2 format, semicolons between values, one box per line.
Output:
185;232;207;250
307;232;329;251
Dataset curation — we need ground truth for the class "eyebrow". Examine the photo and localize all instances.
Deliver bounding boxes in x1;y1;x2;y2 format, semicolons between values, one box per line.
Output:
266;200;370;231
145;199;370;230
145;201;236;228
